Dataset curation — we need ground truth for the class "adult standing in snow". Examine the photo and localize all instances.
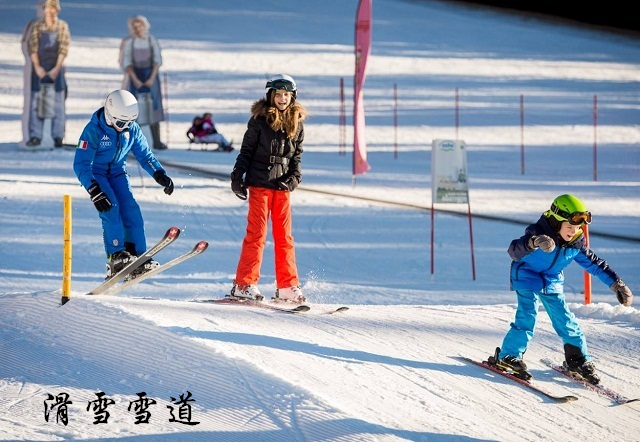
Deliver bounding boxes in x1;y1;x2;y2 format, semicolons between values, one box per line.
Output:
25;0;70;148
493;194;633;385
119;15;167;150
73;90;174;280
20;0;44;148
228;74;307;303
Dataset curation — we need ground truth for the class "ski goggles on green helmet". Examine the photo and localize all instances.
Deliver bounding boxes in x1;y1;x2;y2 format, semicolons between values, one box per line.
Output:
550;204;592;225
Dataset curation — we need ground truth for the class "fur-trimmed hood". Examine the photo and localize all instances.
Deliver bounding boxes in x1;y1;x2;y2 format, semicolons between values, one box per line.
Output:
251;98;307;139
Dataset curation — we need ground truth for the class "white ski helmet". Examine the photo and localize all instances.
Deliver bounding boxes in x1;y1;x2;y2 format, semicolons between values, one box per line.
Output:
104;89;139;131
265;74;297;102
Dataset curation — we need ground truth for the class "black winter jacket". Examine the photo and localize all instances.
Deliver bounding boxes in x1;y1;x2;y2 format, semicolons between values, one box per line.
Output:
233;99;305;190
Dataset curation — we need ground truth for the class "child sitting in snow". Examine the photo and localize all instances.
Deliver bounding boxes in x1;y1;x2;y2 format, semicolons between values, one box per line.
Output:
186;112;233;151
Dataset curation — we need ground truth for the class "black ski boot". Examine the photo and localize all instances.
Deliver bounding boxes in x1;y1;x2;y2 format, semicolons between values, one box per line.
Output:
106;250;135;280
488;347;532;381
564;344;600;385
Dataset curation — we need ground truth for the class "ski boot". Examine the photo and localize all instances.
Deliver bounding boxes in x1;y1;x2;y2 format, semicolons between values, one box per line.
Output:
227;280;264;301
105;250;135;280
273;286;307;304
488;347;532;381
563;344;600;385
563;360;600;385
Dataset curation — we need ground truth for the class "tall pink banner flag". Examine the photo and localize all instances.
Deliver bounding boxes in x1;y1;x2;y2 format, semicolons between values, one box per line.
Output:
353;0;372;175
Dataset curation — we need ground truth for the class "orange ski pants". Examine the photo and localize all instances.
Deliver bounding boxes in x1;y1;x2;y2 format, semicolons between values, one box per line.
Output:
235;186;299;288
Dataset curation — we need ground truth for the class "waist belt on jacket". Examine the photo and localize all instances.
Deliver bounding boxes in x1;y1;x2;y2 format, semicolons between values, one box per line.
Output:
269;156;289;166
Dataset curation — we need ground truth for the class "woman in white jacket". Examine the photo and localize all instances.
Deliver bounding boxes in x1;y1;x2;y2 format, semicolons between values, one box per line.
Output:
119;15;167;150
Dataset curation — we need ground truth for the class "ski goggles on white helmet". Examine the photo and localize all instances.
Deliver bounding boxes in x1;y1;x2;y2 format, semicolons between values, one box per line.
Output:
105;106;135;130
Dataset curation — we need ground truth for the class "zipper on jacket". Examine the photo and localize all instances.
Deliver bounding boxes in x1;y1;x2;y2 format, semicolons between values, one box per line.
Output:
108;132;123;175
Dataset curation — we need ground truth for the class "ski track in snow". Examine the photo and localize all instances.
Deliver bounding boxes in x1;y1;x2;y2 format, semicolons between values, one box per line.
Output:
2;0;640;440
2;291;639;441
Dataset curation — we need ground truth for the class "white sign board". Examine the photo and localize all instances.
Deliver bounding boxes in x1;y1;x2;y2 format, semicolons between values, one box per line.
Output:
431;139;468;204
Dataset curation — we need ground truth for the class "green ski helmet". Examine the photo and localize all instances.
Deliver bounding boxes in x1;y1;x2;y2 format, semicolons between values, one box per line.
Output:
545;194;592;226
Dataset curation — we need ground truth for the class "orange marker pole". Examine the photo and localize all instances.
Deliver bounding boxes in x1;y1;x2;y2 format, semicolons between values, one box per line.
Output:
583;224;592;304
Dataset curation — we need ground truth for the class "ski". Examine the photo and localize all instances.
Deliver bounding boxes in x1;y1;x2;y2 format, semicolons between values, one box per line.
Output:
86;226;181;296
269;298;349;315
102;241;209;296
459;356;578;403
540;358;639;405
198;298;310;314
322;306;350;314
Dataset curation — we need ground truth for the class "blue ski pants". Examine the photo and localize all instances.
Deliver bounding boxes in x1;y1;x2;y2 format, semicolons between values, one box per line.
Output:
499;289;589;361
93;171;147;257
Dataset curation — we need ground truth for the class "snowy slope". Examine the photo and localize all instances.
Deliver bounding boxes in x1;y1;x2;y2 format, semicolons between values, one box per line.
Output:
1;0;640;440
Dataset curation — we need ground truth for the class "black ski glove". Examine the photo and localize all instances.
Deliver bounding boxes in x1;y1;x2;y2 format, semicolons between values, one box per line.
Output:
88;181;112;213
230;167;247;200
277;176;299;192
527;235;555;253
153;170;174;195
611;280;633;307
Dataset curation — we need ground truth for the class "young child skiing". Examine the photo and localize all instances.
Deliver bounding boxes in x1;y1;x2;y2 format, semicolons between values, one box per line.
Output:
228;74;307;303
492;194;633;384
73;89;174;279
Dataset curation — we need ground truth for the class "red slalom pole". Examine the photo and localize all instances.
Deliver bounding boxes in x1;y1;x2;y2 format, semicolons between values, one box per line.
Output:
163;72;170;147
520;94;525;175
339;77;346;156
393;82;398;159
593;95;598;182
455;87;459;140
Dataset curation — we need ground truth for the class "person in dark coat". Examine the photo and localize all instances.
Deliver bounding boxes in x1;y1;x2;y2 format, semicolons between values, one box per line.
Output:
228;74;307;303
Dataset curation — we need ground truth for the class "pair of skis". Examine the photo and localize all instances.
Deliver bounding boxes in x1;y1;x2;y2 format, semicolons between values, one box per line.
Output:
200;298;311;313
85;226;208;297
461;354;639;405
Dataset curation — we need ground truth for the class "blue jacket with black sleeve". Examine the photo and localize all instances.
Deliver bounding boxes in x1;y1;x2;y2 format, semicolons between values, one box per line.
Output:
508;215;620;294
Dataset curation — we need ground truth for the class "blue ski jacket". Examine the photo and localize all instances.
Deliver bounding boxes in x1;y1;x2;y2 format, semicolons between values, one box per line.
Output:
73;108;165;190
508;216;620;294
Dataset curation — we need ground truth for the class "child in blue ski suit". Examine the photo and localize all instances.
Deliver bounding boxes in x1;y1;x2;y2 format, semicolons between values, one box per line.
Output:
494;194;633;384
73;89;174;278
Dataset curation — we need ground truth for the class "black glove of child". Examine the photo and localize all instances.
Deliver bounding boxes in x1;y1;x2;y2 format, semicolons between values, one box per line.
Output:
153;170;174;195
230;167;247;200
87;181;112;213
527;235;555;253
277;176;299;192
611;280;633;307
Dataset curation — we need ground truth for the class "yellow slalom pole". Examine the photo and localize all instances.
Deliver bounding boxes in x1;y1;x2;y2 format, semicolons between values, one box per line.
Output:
62;194;72;305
